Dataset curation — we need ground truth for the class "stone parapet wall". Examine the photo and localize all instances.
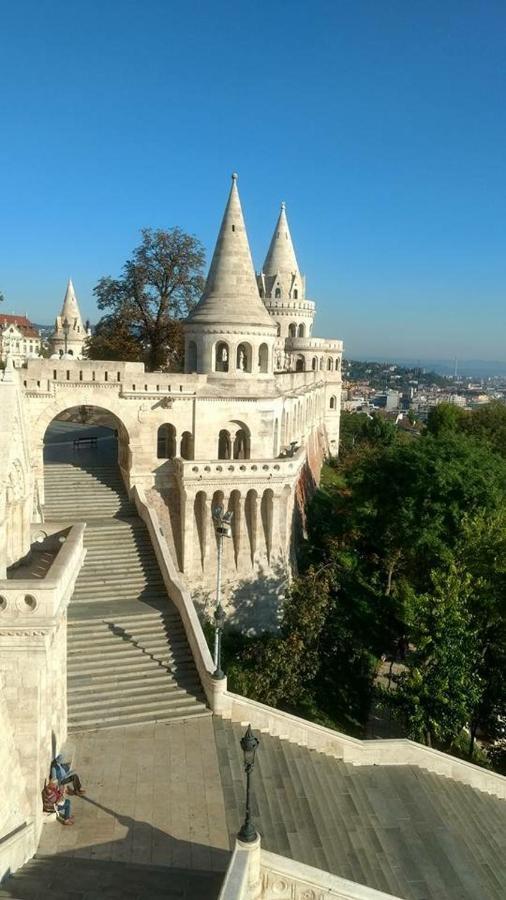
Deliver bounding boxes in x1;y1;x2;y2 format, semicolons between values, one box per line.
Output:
0;521;86;873
218;839;401;900
259;850;401;900
218;692;506;799
286;337;343;352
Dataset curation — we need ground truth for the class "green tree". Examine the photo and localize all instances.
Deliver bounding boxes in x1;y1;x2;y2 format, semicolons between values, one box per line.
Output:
90;227;205;370
426;402;468;436
395;566;482;747
459;401;506;459
229;569;331;708
86;313;144;362
456;511;506;754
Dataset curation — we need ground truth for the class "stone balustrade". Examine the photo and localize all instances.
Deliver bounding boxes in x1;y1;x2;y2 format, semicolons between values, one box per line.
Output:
131;486;229;714
218;838;401;900
286;336;344;352
0;522;86;623
22;358;205;397
174;447;306;485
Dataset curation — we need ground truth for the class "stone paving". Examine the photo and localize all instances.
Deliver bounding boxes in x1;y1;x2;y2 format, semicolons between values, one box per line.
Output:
23;718;230;898
38;717;230;869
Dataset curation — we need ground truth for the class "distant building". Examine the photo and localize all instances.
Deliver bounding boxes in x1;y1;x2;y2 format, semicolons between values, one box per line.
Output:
0;314;41;366
372;389;400;411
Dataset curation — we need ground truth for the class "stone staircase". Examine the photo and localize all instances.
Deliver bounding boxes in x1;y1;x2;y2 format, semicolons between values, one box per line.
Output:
0;857;223;900
44;460;209;731
214;718;506;900
44;462;136;519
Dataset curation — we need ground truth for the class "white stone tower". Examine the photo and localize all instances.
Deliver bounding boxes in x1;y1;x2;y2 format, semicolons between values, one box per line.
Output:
258;203;316;367
184;174;277;378
50;279;89;359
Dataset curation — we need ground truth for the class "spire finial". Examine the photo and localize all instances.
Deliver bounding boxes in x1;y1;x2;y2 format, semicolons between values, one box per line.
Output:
281;201;286;210
232;172;238;182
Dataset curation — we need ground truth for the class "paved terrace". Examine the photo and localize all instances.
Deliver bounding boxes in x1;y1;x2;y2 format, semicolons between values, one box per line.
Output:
2;716;506;900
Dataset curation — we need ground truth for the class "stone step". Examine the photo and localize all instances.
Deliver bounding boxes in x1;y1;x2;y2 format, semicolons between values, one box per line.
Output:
68;672;202;694
68;657;196;677
68;619;185;638
68;633;187;652
68;641;190;674
68;706;210;733
69;687;204;714
68;604;170;621
74;577;166;590
68;612;182;630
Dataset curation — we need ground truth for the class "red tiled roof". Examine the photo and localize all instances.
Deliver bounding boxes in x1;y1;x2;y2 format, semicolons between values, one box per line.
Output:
0;314;40;339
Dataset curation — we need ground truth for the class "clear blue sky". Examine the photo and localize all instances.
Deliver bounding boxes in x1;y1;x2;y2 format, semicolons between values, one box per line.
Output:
1;0;505;361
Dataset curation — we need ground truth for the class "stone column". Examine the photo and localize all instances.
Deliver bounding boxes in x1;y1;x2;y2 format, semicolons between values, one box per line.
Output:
180;486;195;575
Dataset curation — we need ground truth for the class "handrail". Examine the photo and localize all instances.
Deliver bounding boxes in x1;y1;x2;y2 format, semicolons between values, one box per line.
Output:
131;486;227;710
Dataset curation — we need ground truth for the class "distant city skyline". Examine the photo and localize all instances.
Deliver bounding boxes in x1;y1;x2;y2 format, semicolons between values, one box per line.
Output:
1;0;505;362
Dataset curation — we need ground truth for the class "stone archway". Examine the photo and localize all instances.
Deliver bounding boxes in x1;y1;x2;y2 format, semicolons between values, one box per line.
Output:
35;403;133;507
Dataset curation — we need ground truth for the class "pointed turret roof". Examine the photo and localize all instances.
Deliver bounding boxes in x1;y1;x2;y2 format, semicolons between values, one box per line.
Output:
188;174;274;328
60;278;84;325
263;202;301;278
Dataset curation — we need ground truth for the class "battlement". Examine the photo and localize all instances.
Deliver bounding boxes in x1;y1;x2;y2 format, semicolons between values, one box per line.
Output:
286;337;343;352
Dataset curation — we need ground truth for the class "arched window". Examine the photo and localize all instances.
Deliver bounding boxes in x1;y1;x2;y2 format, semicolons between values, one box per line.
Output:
296;355;305;372
311;357;317;371
233;428;250;459
187;341;198;372
319;357;324;370
275;287;281;298
258;343;269;373
236;343;251;372
330;396;336;410
276;322;281;337
297;323;305;338
293;289;298;299
157;424;176;459
180;431;194;460
327;357;334;371
218;430;231;459
215;342;229;372
288;323;297;338
335;357;340;371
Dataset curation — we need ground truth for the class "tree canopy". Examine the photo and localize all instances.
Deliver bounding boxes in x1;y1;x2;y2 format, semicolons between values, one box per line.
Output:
87;227;205;370
225;403;506;764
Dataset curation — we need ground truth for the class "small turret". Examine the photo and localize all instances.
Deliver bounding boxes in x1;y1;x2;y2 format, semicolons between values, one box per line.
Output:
49;279;88;359
260;202;305;301
259;204;315;362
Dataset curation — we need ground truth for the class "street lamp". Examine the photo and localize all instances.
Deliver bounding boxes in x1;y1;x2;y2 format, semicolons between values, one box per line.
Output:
211;505;233;679
238;724;260;843
62;317;70;356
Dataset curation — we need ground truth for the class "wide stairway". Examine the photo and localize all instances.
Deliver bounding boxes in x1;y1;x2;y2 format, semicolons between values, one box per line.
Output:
44;460;208;731
215;718;506;900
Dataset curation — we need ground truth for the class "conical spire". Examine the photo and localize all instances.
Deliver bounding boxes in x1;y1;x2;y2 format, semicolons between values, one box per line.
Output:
61;278;83;324
188;174;274;327
263;202;301;278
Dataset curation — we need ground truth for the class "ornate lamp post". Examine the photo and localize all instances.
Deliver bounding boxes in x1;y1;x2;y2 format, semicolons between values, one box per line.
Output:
62;317;70;356
238;724;260;843
211;505;233;679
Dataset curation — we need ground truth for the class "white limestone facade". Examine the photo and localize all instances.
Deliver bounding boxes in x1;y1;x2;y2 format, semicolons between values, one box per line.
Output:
1;175;342;625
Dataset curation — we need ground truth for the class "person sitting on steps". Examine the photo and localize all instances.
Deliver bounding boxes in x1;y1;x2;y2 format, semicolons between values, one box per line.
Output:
42;778;74;826
50;753;85;796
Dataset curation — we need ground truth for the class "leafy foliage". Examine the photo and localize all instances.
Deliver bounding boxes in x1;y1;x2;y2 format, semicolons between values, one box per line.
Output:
394;566;482;746
227;402;506;764
88;227;205;370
